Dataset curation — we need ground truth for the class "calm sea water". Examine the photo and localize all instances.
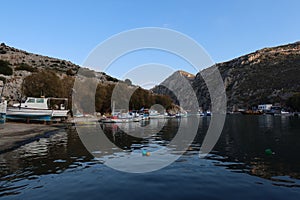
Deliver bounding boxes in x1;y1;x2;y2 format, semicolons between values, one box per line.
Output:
1;115;300;200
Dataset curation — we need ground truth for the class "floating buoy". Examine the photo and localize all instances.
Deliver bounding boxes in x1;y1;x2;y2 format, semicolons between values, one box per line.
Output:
142;150;151;156
142;150;147;156
265;148;273;155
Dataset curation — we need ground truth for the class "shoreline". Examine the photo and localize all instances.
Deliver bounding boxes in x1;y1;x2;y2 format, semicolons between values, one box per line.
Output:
0;122;67;154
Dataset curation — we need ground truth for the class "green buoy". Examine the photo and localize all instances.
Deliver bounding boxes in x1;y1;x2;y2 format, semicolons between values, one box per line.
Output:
265;148;273;155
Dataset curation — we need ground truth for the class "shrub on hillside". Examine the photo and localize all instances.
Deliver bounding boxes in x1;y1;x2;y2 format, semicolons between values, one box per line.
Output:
15;63;37;72
286;93;300;111
0;60;13;75
23;70;63;97
66;69;75;76
106;75;118;82
22;70;74;100
0;49;6;54
0;76;6;84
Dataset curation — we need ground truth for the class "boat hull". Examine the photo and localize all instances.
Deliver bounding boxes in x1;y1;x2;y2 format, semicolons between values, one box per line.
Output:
6;108;53;122
240;110;263;115
9;97;69;121
149;114;165;119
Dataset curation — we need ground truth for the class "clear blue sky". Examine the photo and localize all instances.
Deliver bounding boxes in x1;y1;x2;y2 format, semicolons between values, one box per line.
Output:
1;0;300;83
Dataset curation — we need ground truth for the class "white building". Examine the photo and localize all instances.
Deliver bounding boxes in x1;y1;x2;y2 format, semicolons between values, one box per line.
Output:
258;104;272;111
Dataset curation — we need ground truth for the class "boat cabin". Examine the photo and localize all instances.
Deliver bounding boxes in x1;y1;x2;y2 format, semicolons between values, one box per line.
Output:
13;97;68;110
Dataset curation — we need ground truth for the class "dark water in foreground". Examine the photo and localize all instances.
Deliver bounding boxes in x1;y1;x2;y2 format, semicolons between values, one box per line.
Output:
1;115;300;199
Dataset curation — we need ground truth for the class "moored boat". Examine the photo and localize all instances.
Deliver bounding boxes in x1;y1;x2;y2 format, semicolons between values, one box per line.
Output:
199;110;211;117
240;110;263;115
6;107;53;122
101;116;141;123
6;97;69;122
175;111;188;118
100;111;142;123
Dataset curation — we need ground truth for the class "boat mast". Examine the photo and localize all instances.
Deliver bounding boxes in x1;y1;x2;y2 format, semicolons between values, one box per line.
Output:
112;100;115;115
19;80;24;108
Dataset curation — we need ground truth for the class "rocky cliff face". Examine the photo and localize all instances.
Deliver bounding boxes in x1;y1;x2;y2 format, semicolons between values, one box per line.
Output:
151;71;194;105
0;43;118;104
153;41;300;110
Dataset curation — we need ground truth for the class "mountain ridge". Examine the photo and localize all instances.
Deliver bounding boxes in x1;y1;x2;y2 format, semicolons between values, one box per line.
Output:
153;41;300;110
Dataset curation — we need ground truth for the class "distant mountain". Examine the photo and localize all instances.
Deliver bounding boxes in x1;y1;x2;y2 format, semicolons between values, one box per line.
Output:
0;43;119;102
152;41;300;111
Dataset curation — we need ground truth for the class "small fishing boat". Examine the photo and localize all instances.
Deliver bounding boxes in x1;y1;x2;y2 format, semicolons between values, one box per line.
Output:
199;110;211;117
100;109;141;123
100;101;139;123
6;97;69;122
240;110;263;115
175;110;188;118
165;112;176;118
149;110;165;119
101;116;141;123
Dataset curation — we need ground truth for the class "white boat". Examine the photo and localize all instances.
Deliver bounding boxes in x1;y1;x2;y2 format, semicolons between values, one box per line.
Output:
149;110;165;119
101;116;141;123
6;97;69;122
199;110;211;117
71;115;99;126
280;110;292;116
0;99;7;124
101;110;141;123
175;111;188;118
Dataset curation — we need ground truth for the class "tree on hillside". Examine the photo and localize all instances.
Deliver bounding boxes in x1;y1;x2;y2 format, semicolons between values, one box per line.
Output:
124;78;132;86
95;84;108;113
154;94;173;109
286;93;300;111
0;60;13;75
61;76;75;108
22;70;64;97
94;83;173;113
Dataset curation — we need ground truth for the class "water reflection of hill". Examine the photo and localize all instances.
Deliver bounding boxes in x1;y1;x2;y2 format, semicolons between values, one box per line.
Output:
201;115;300;184
1;115;300;192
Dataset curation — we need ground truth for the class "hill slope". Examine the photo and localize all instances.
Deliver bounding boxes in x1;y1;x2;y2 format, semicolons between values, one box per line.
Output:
153;41;300;110
0;43;118;103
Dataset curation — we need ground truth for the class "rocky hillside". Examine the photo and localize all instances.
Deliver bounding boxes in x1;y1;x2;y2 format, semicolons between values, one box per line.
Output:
151;70;195;106
0;43;118;103
153;41;300;111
